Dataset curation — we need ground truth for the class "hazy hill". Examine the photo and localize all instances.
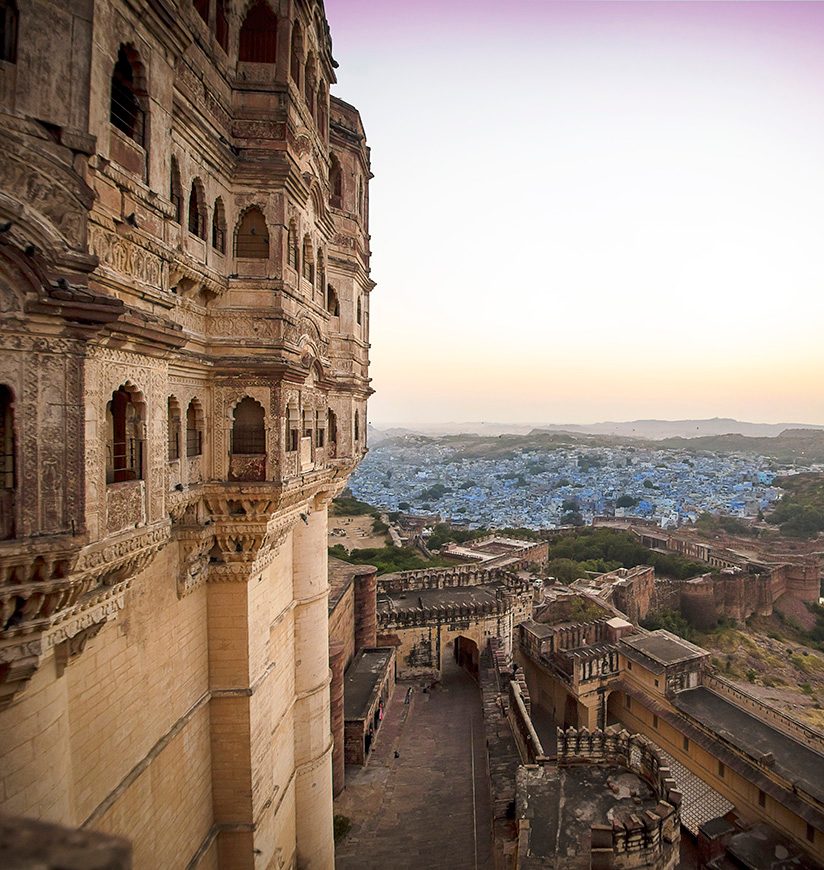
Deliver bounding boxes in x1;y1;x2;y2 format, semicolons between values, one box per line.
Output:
370;417;824;441
373;427;824;464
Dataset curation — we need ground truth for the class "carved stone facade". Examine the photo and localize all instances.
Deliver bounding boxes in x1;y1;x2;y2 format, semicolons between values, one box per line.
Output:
0;2;372;868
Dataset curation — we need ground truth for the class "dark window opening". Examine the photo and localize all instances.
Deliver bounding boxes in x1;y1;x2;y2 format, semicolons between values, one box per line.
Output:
652;714;658;730
239;0;278;63
0;385;14;490
110;46;145;145
758;790;766;808
718;761;725;778
625;695;632;710
682;735;689;752
290;20;302;83
168;397;181;462
356;297;362;325
194;0;209;23
330;156;342;209
354;410;360;442
1;0;18;64
186;400;203;457
231;398;265;454
170;158;182;223
188;181;206;239
215;0;228;51
806;824;815;843
327;285;339;316
106;386;143;484
212;198;226;252
235;208;269;259
0;384;15;540
328;409;337;444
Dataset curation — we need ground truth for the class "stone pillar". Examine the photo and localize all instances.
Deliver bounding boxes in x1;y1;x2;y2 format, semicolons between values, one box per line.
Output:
329;640;346;797
292;505;334;869
354;567;377;652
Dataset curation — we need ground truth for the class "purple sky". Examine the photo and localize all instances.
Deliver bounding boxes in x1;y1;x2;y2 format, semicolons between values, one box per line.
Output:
326;1;824;426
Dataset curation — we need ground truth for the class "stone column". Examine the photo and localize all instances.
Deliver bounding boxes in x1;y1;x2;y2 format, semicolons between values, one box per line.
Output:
354;567;377;652
292;504;334;869
329;640;346;797
276;16;292;85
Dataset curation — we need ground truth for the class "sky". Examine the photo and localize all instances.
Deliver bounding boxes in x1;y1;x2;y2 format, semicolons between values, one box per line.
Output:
325;1;824;427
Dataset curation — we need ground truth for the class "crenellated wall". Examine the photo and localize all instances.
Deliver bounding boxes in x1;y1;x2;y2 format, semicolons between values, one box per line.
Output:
555;726;681;870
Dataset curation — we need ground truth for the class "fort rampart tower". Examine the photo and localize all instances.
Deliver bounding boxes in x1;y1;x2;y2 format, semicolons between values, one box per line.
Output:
0;1;372;866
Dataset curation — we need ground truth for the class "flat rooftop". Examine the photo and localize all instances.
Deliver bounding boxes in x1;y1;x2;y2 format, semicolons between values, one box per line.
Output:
378;583;501;616
620;630;708;673
673;687;824;804
517;764;658;869
328;557;375;615
520;619;554;640
343;648;393;721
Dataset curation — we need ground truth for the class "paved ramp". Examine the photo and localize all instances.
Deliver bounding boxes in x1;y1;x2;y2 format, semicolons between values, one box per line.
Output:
335;656;493;870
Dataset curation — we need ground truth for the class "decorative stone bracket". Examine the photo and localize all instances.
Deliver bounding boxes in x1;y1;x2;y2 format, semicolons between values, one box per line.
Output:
0;525;167;708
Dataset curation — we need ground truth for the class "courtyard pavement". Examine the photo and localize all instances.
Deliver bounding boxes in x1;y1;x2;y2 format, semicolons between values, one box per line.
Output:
334;655;494;870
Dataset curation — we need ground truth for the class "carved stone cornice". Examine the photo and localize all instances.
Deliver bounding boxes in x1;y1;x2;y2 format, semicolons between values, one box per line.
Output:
0;525;167;707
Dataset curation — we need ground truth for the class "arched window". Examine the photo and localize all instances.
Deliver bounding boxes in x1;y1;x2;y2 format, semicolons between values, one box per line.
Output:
239;0;278;64
212;198;226;253
287;219;298;269
235;207;269;258
106;386;143;483
330;155;342;209
304;54;315;114
170;158;182;224
1;0;18;64
327;285;339;316
167;397;181;461
194;0;209;24
302;235;314;282
354;409;360;443
232;398;265;454
0;385;14;540
188;179;206;239
110;45;146;145
186;399;204;457
290;20;302;84
356;296;362;325
215;0;229;52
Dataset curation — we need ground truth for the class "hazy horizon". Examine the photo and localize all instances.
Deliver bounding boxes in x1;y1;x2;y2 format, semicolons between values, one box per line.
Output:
327;1;824;426
369;415;824;430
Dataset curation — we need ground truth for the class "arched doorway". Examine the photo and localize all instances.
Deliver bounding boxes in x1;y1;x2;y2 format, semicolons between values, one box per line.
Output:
606;690;624;728
563;693;579;729
453;636;479;680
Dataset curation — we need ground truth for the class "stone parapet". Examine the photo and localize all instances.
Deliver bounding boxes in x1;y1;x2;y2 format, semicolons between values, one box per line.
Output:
556;725;682;868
